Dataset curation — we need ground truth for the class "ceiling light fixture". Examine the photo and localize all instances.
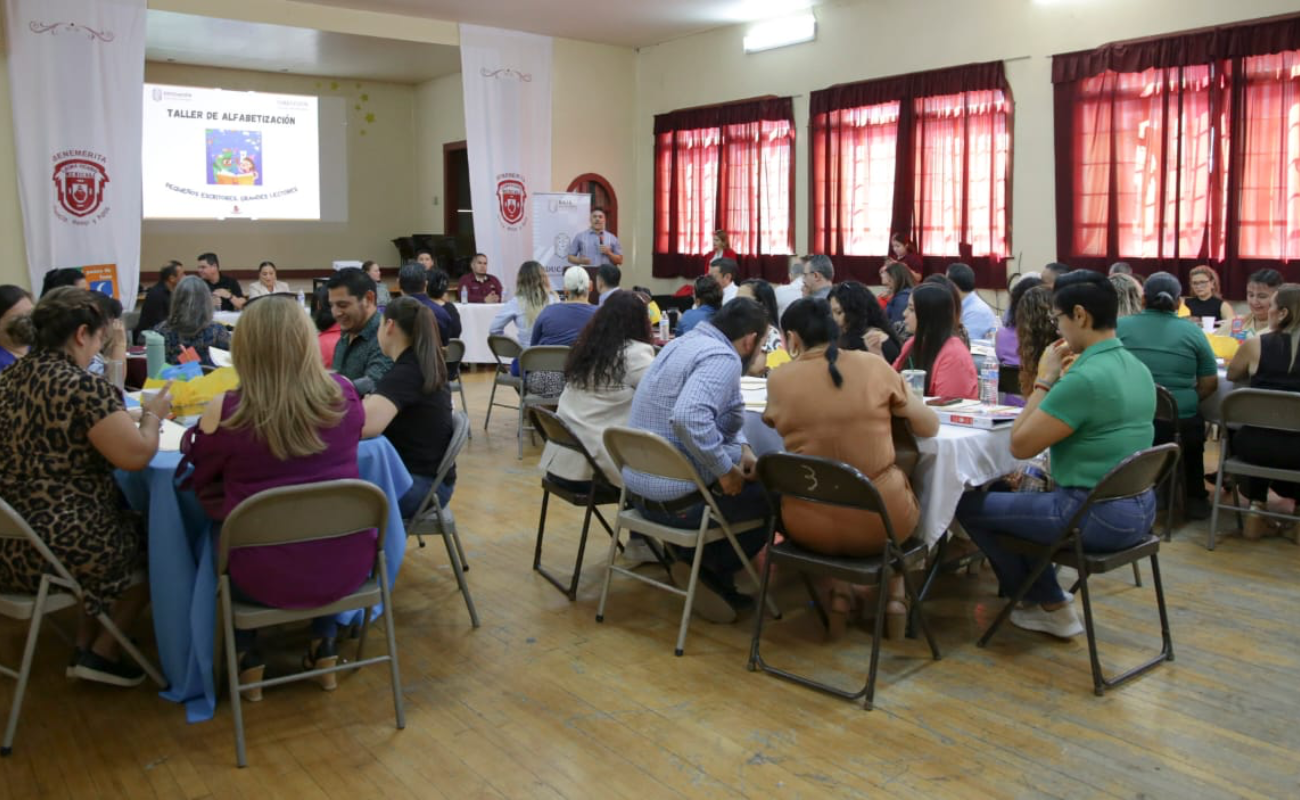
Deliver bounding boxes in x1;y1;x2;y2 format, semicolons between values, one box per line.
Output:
743;12;816;54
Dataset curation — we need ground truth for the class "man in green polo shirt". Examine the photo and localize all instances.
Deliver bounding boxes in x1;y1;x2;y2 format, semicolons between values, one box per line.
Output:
327;268;393;396
957;270;1157;640
1117;272;1219;519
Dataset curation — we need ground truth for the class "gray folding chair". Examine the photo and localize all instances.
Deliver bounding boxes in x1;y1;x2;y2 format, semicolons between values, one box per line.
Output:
0;499;166;756
1208;389;1300;550
750;453;941;710
977;445;1178;696
516;345;570;459
404;411;479;627
484;334;523;431
217;479;404;767
1153;384;1182;543
443;338;470;438
596;427;781;656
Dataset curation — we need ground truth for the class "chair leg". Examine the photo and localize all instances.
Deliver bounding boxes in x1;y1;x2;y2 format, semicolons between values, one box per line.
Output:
95;612;167;689
895;551;941;662
861;562;891;710
800;572;829;631
564;501;599;601
377;562;406;731
458;384;471;439
1;579;51;756
746;540;780;672
594;520;624;623
1149;553;1175;665
673;527;710;657
442;531;480;628
452;526;470;572
531;490;551;572
1163;449;1179;542
721;525;781;620
1075;569;1106;697
1130;562;1142;588
978;541;1062;647
355;609;373;671
218;579;249;767
516;400;526;460
484;375;499;430
1208;460;1226;551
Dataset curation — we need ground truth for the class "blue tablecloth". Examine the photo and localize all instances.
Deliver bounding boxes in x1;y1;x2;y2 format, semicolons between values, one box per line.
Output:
115;436;412;723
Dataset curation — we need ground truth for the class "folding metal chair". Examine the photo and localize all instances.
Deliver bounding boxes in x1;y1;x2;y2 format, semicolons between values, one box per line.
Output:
217;479;403;767
977;444;1179;696
0;499;166;756
1208;389;1300;550
749;453;941;710
484;334;522;431
1153;384;1182;542
443;338;470;437
516;345;570;459
596;427;780;656
404;410;479;627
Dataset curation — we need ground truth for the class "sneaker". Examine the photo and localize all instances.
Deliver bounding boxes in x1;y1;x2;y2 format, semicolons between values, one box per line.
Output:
619;537;660;567
1010;603;1084;639
72;650;146;687
669;561;737;624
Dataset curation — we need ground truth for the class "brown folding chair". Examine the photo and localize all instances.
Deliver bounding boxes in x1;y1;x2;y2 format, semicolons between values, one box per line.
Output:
0;499;166;756
443;338;470;437
1208;389;1300;550
596;427;781;656
516;345;570;459
749;453;941;710
217;479;403;767
977;444;1178;696
484;334;523;431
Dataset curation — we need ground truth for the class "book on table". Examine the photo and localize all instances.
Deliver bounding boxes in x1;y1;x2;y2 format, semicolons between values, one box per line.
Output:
931;400;1021;429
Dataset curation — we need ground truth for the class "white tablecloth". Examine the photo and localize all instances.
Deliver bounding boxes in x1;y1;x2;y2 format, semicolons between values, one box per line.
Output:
454;302;516;363
213;310;241;327
743;411;1022;546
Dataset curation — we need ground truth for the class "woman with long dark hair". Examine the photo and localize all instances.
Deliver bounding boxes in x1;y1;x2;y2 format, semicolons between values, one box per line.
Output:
764;297;938;637
878;261;916;328
362;296;454;519
891;283;977;398
996;275;1043;368
830;280;902;364
539;291;656;491
0;285;34;372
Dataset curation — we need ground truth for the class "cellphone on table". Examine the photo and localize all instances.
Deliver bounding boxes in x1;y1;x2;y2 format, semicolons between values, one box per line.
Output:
926;396;965;407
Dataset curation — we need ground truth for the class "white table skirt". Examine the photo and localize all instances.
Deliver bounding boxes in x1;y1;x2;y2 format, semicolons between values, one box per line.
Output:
454;302;516;363
743;411;1023;547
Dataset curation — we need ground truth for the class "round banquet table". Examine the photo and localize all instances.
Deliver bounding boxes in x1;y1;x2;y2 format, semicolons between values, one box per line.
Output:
743;411;1024;547
115;436;411;723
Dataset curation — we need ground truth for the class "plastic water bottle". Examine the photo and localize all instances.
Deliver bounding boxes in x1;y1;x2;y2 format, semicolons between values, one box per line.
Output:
1017;451;1051;493
658;315;670;342
460;284;468;304
296;290;306;310
979;351;999;407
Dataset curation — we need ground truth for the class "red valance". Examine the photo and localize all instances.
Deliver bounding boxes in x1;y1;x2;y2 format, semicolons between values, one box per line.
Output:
653;96;792;135
1052;12;1300;83
810;61;1008;115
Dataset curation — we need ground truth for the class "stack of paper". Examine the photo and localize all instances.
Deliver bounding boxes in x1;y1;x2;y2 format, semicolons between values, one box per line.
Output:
932;400;1021;429
740;376;768;412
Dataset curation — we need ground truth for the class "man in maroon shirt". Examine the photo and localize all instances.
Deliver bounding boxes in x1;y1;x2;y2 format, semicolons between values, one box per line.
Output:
456;253;503;303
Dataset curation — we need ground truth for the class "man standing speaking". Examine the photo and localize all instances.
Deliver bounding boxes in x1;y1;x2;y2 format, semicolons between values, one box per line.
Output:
566;207;623;268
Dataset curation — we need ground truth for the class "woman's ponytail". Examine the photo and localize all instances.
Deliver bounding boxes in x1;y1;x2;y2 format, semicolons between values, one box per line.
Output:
384;297;447;394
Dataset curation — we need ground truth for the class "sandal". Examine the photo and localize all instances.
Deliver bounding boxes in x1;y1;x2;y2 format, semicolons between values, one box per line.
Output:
303;638;339;692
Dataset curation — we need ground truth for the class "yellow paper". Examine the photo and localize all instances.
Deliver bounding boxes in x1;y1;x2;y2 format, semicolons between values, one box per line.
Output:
144;367;240;417
1205;334;1239;360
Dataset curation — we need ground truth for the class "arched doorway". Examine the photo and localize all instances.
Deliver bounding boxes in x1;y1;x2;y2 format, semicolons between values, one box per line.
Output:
566;174;618;234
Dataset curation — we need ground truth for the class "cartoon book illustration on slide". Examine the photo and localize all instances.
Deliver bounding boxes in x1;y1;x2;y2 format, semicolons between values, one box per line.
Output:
207;129;262;186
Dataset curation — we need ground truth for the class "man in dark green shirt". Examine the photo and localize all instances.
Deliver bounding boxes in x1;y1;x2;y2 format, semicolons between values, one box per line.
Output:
328;268;393;395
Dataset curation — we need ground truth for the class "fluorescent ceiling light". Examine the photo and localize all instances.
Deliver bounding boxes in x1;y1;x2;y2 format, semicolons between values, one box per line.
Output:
743;12;816;53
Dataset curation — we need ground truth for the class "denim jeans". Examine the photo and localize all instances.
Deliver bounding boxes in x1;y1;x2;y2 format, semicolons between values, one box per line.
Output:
955;487;1156;604
633;482;770;591
399;474;456;520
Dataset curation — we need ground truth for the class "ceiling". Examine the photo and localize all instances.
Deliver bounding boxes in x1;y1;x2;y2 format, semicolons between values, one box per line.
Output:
145;10;463;83
304;0;821;50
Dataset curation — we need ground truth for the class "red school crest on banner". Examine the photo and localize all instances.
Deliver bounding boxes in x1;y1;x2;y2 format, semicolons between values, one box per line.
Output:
52;157;110;218
496;174;527;226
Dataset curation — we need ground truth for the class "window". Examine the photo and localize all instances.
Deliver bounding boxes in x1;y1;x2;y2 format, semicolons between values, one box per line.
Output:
652;97;795;279
809;61;1012;286
1052;14;1300;295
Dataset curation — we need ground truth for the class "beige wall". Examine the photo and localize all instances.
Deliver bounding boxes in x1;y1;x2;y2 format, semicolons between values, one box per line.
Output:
0;18;27;288
633;0;1300;292
414;38;637;253
140;62;418;274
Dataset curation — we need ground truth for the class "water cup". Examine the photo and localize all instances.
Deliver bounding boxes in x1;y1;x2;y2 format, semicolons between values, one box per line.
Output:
902;369;927;396
1201;316;1216;333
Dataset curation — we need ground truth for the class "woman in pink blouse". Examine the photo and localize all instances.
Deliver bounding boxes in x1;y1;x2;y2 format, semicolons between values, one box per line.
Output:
180;295;367;699
877;283;978;399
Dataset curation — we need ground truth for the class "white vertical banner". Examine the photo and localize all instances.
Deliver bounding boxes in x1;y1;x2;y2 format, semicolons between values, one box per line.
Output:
459;24;552;298
532;193;590;289
4;0;145;307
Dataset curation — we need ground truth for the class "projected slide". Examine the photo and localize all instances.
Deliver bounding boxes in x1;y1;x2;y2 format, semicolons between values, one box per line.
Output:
142;84;320;220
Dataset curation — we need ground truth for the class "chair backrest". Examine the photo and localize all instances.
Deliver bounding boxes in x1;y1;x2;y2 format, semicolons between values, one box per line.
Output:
1153;384;1179;425
519;345;570;374
431;411;470;493
0;498;79;589
218;479;389;574
487;334;523;363
755;453;902;544
603;426;709;488
531;407;612;485
1077;444;1179;510
891;416;919;479
1220;388;1300;434
444;338;466;364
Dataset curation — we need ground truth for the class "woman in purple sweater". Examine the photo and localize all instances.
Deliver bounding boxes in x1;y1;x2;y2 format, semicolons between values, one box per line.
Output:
181;295;367;699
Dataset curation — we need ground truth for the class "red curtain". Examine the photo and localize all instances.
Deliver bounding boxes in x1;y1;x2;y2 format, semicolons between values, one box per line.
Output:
809;61;1011;287
653;97;795;280
1053;14;1300;296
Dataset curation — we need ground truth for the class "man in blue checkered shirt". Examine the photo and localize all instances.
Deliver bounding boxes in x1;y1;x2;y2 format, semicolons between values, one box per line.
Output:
623;298;772;623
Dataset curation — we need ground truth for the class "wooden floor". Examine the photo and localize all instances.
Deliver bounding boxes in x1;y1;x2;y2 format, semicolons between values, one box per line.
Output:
3;370;1299;799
